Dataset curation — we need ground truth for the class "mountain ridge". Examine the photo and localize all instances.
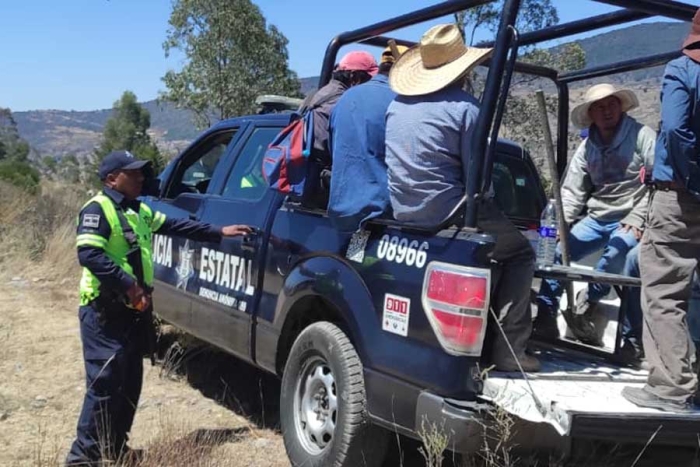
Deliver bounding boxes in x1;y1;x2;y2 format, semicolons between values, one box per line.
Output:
11;20;690;159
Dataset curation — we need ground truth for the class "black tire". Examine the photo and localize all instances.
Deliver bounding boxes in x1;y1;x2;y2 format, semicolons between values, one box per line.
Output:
280;322;388;467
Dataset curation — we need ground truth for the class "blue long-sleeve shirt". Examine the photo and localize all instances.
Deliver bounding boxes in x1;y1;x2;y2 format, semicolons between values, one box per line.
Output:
328;74;397;232
77;187;222;294
654;55;700;195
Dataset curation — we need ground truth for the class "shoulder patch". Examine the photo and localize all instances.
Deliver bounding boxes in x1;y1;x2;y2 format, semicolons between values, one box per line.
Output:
82;213;101;229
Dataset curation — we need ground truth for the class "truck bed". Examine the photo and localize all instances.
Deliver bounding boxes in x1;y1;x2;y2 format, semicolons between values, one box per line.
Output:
482;344;700;446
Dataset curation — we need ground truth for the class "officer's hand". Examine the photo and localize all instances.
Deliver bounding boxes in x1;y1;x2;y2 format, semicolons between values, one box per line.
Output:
126;283;149;311
221;224;253;237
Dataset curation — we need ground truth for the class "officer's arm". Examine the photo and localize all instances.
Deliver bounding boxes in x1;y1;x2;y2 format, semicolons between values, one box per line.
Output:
76;203;135;293
150;210;223;242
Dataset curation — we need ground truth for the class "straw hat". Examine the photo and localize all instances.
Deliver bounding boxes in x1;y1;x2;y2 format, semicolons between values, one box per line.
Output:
571;83;639;129
389;24;493;96
683;8;700;62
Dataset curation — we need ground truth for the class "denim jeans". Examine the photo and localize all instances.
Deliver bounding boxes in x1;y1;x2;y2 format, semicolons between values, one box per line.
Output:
621;244;643;344
538;215;638;317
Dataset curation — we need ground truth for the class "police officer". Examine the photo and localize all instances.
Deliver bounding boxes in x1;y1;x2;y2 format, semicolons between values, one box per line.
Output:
66;151;251;465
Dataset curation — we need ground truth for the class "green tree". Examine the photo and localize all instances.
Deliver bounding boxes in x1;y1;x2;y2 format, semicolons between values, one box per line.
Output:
0;160;40;194
41;155;58;177
0;107;40;192
161;0;301;127
92;91;165;186
59;154;82;185
454;2;585;185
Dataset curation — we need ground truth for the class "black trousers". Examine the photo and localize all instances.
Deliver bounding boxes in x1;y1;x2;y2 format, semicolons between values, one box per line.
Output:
66;302;145;465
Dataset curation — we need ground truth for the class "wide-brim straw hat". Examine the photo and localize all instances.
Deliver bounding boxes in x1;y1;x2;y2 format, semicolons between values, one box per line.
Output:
571;83;639;129
683;8;700;62
389;24;493;96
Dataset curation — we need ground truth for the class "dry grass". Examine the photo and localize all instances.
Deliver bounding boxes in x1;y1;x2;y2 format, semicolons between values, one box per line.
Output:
0;180;85;280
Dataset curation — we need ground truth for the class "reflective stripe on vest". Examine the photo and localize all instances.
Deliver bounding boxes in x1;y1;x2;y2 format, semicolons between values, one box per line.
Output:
78;193;157;305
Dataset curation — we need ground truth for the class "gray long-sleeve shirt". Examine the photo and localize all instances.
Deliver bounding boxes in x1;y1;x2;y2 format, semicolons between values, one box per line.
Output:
561;114;656;229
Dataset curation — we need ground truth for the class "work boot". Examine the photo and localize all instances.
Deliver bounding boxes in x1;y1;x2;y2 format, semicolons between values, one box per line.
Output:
493;354;541;373
622;386;692;412
532;305;560;340
562;289;603;347
616;338;646;368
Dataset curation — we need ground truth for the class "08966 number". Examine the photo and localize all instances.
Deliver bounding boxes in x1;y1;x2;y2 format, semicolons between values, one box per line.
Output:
377;235;429;268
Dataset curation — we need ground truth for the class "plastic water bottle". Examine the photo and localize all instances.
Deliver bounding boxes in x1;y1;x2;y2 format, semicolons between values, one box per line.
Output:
537;199;558;267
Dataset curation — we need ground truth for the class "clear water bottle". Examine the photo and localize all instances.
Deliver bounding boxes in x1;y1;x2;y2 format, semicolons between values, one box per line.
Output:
537;199;558;267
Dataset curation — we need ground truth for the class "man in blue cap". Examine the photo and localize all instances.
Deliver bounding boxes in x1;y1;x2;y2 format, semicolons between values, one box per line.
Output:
66;151;251;465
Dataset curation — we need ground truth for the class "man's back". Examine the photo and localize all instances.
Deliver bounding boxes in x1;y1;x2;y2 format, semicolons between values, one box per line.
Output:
329;74;396;232
385;84;479;226
654;55;700;192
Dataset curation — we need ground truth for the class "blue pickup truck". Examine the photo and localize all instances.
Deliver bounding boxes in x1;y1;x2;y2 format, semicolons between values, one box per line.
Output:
145;111;546;465
144;0;700;465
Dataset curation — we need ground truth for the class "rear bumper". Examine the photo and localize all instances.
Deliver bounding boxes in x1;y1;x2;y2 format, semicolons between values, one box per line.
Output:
571;413;700;446
413;392;487;454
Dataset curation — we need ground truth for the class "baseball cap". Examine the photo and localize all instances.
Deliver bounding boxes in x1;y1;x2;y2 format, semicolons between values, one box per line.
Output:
381;44;409;64
337;51;378;76
98;150;151;180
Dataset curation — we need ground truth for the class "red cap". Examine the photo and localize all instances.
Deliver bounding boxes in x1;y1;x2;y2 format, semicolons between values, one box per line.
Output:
337;51;378;76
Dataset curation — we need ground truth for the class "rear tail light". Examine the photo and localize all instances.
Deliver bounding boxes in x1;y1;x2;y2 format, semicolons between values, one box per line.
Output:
421;262;491;356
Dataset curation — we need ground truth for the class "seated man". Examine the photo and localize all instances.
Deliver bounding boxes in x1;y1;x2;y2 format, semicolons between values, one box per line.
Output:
535;84;656;346
300;51;377;169
385;24;539;372
328;44;408;233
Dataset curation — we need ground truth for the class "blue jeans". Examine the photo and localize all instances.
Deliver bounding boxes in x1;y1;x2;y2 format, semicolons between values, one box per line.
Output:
622;244;643;344
538;216;638;317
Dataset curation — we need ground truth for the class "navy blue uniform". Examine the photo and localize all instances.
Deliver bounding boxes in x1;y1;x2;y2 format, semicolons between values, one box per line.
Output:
67;187;222;465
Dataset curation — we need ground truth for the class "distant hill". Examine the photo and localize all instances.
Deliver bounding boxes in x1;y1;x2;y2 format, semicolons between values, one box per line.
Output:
11;20;691;159
13;100;198;159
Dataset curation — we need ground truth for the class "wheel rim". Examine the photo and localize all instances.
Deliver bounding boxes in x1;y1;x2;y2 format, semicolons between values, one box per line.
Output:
293;355;338;455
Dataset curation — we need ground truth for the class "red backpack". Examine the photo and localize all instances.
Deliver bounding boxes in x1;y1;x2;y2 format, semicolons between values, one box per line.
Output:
262;111;315;198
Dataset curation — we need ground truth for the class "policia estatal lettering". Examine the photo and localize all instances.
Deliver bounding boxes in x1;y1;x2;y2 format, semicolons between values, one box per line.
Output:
66;151;251;466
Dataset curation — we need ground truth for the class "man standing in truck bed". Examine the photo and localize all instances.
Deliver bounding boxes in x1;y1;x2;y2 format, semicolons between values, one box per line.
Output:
535;83;656;347
623;10;700;412
384;24;539;372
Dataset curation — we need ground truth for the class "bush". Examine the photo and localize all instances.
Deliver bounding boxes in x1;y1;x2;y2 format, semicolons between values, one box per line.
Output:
0;160;41;194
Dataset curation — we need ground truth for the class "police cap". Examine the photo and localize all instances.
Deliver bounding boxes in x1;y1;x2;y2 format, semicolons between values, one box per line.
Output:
99;151;151;180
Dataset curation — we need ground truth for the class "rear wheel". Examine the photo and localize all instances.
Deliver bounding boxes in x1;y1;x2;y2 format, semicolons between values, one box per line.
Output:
280;322;388;467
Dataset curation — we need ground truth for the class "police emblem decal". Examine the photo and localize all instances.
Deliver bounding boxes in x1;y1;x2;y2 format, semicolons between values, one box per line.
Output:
175;240;195;291
82;214;101;229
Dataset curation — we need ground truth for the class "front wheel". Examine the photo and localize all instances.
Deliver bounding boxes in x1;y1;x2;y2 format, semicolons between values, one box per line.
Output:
280;322;388;467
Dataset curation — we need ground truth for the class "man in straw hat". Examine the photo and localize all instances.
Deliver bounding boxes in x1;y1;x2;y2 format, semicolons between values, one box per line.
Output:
328;43;408;233
622;9;700;412
535;83;656;348
385;23;540;372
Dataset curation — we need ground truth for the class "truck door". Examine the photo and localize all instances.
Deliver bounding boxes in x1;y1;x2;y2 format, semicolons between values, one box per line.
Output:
149;126;243;333
192;124;284;361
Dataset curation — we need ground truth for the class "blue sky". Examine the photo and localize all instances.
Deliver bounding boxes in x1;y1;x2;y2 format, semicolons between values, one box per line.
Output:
0;0;691;111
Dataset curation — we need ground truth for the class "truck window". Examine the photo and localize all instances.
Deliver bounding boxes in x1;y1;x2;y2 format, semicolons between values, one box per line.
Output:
493;155;543;220
165;130;237;199
221;127;281;201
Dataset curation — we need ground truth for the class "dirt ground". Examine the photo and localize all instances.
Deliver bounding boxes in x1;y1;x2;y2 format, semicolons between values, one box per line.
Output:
0;273;291;467
4;271;700;467
0;272;432;467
